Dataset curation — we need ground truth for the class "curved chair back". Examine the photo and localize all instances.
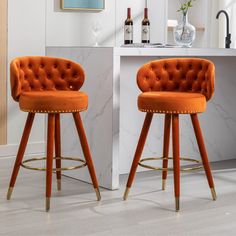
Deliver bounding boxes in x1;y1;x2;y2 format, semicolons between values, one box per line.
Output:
137;58;215;101
10;56;85;101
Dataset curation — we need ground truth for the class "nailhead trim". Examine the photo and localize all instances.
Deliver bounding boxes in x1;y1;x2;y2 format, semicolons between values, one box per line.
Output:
139;108;203;114
21;107;87;113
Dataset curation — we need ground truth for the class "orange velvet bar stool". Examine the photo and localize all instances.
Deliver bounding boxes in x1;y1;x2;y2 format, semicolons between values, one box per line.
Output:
123;58;217;211
7;56;101;211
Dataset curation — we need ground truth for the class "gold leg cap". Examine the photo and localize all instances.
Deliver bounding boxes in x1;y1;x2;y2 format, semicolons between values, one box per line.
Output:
7;187;13;200
175;197;180;212
95;188;101;201
57;179;61;191
123;187;130;201
162;179;166;190
46;197;50;212
211;187;217;201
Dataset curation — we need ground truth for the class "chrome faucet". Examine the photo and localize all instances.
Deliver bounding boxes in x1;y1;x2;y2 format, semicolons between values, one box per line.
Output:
216;10;231;48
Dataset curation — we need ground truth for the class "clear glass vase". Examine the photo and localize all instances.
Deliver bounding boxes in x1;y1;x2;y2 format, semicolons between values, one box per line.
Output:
173;12;196;47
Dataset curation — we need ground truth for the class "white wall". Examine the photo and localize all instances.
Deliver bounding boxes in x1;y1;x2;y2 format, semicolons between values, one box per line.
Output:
46;0;116;46
207;0;220;48
1;0;46;158
46;0;167;47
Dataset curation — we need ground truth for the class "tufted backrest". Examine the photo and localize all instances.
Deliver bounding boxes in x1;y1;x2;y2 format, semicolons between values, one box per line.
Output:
137;58;215;101
10;56;85;101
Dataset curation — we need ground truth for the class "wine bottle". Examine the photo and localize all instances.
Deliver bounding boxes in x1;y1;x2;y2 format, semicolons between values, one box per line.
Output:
141;8;150;43
124;8;133;44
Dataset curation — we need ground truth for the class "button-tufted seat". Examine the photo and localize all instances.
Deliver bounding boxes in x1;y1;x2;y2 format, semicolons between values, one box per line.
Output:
138;92;206;114
19;91;88;113
124;58;217;212
7;56;101;212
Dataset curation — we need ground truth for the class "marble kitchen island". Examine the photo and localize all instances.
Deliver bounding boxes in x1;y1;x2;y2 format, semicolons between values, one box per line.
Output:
46;47;236;190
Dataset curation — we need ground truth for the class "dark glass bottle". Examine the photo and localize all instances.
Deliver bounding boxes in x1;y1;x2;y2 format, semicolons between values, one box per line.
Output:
124;8;133;44
141;8;150;43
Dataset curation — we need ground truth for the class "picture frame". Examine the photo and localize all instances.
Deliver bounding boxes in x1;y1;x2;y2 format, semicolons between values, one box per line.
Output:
61;0;105;11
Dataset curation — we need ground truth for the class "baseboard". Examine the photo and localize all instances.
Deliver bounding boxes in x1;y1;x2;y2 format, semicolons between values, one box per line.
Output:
0;142;45;158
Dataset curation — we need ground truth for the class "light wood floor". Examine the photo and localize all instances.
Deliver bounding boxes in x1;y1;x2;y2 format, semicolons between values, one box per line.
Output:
0;158;236;236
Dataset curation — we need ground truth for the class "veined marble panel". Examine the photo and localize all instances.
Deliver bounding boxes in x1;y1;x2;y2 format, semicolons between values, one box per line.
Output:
47;47;236;189
46;47;116;189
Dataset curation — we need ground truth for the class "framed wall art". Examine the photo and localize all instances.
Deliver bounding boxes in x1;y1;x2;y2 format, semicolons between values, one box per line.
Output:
61;0;105;11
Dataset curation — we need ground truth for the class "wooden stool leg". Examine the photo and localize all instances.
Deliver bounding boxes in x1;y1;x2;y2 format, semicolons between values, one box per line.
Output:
123;113;153;200
191;114;217;201
172;114;180;212
7;113;35;200
162;114;171;190
55;114;61;191
46;114;55;212
73;112;101;201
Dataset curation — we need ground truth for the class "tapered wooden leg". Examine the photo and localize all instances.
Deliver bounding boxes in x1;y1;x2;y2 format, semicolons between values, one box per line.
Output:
73;112;101;201
191;114;216;201
162;114;171;190
55;114;61;191
46;114;55;212
172;114;180;212
123;113;153;200
7;113;35;200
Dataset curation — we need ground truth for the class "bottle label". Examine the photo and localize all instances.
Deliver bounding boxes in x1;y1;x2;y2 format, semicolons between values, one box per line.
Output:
124;25;133;41
142;25;150;41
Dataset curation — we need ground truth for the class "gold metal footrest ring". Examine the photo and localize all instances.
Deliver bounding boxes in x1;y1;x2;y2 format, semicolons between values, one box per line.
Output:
138;157;202;172
21;157;87;171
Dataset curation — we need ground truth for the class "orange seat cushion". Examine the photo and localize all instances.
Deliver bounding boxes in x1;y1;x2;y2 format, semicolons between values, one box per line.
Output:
19;91;88;113
138;92;206;114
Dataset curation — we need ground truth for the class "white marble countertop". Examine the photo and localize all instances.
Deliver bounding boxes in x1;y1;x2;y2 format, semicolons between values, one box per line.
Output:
47;46;236;57
114;47;236;57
